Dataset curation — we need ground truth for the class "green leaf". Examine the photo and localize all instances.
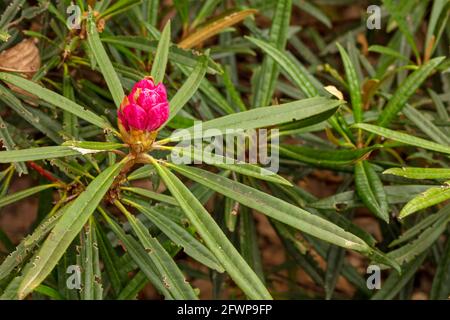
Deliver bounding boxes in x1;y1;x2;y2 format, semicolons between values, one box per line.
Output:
167;164;399;271
0;207;65;282
387;205;450;265
425;0;450;57
166;56;208;123
94;220;124;297
384;0;421;63
17;160;126;299
62;141;126;151
0;0;26;30
80;217;103;300
168;146;292;186
247;36;318;98
0;115;27;175
151;160;272;299
0;184;56;209
399;184;450;219
403;104;450;146
166;97;343;141
252;0;292;107
0;73;112;130
354;123;450;154
97;0;142;20
98;207;173;299
430;237;450;299
150;21;171;84
376;56;445;127
123;197;224;272
368;45;411;62
354;160;389;223
86;12;125;108
116;201;198;299
122;187;178;206
34;284;64;300
293;0;331;28
389;211;442;248
336;43;363;123
239;208;265;281
0;146;107;163
310;185;431;211
117;271;147;300
371;253;427;300
278;144;379;167
100;36;222;74
62;64;79;139
383;167;450;180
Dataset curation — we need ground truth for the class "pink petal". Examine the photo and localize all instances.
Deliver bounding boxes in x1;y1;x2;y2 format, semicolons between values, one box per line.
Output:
137;88;161;110
129;78;155;102
122;103;148;130
154;83;167;100
146;102;169;131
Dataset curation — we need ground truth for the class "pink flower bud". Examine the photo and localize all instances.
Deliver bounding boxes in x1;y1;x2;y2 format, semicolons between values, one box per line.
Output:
118;78;169;132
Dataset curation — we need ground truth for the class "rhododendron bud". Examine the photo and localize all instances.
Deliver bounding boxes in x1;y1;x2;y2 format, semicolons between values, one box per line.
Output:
118;77;169;132
118;77;169;153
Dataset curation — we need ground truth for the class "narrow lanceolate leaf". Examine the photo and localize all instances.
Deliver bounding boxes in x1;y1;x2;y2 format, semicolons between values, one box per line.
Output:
368;45;411;62
178;9;257;49
354;161;389;223
278;144;379;167
80;219;95;300
246;36;318;98
377;56;445;127
310;185;431;211
123;197;224;272
253;0;292;107
354;123;450;154
0;146;107;163
122;187;178;206
399;184;450;219
336;43;362;123
151;160;272;300
0;0;26;30
169;146;292;186
430;237;450;299
151;21;171;84
383;167;450;180
166;56;208;123
97;0;142;20
100;36;222;74
0;73;111;130
387;205;450;265
166;97;343;141
62;141;126;151
239;209;265;281
99;207;173;299
168;164;399;271
63;64;78;139
18;161;125;299
0;207;65;281
371;253;427;300
0;184;56;209
117;201;198;299
383;0;421;63
86;12;124;108
0;83;62;144
0;115;27;175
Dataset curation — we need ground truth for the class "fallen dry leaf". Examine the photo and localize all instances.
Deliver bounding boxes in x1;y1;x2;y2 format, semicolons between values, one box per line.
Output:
0;38;41;97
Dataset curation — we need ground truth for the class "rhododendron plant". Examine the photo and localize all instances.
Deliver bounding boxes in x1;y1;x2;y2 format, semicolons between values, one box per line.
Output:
0;0;448;303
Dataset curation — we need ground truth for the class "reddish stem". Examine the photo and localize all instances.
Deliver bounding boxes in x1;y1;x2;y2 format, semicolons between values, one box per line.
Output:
27;161;61;184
